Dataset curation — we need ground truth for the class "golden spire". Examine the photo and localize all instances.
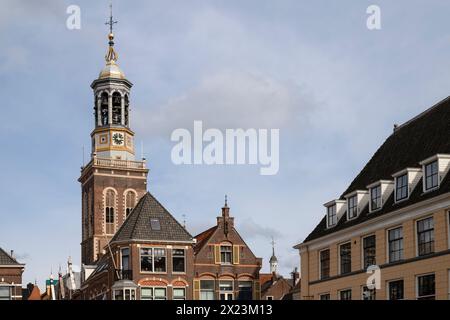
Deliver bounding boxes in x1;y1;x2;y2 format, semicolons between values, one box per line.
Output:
105;3;118;63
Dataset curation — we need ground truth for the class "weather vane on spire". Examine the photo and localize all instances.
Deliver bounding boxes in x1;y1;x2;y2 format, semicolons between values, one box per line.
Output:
105;3;118;34
104;3;119;63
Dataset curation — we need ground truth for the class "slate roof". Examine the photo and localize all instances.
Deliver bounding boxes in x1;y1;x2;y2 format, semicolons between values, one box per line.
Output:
111;192;194;243
0;247;21;265
303;96;450;243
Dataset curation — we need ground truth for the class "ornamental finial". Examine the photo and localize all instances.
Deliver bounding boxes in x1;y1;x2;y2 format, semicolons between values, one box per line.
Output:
105;3;118;63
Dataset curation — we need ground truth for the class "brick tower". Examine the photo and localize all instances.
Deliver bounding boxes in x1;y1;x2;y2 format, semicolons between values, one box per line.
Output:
79;12;148;264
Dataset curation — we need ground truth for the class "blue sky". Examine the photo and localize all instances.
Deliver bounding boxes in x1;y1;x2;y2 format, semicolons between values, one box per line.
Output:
2;0;450;289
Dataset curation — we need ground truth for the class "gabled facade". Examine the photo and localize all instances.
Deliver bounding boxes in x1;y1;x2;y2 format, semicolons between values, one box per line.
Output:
79;192;195;300
193;200;262;300
0;248;25;300
295;96;450;300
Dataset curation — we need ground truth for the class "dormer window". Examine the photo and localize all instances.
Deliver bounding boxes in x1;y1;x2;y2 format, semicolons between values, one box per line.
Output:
348;195;358;219
344;191;369;220
327;205;337;227
324;200;346;228
420;155;450;193
424;161;438;191
370;185;382;211
395;174;408;201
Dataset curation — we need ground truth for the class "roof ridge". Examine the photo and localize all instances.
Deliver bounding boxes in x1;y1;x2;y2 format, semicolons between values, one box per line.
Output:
393;95;450;132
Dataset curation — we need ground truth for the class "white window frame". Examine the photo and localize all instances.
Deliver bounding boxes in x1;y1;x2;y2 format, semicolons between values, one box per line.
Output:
386;226;404;264
173;287;186;300
416;273;436;300
361;234;376;270
172;248;186;274
319;248;330;280
338;241;352;275
369;184;382;212
266;295;274;300
415;215;434;257
139;247;167;274
347;195;358;220
394;173;409;203
326;205;337;228
338;288;352;300
141;286;167;300
386;278;404;300
422;160;439;192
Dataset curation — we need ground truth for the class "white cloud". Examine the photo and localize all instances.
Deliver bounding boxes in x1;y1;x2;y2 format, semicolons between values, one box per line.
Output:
134;70;314;137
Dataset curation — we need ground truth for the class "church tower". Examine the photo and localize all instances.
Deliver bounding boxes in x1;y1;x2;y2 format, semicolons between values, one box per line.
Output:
79;8;149;265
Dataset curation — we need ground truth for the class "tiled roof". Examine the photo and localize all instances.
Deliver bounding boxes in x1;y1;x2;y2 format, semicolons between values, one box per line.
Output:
111;192;194;243
0;247;20;265
193;226;217;253
304;96;450;242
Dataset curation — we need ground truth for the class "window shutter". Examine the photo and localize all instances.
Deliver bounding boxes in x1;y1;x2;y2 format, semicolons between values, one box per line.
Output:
214;245;221;264
233;245;240;264
253;280;261;300
193;280;200;300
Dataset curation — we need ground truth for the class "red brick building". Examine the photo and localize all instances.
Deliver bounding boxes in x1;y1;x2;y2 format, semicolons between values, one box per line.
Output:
193;199;262;300
0;248;25;300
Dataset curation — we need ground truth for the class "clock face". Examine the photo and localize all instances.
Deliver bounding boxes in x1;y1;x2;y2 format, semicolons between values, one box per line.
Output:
112;132;124;146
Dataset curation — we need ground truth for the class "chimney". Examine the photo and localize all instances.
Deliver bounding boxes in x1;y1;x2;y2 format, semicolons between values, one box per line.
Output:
10;250;14;259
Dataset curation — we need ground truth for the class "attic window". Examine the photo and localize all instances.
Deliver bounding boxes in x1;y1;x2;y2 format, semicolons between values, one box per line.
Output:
370;185;382;211
348;195;358;219
150;218;161;230
395;174;408;202
327;205;337;227
424;161;438;191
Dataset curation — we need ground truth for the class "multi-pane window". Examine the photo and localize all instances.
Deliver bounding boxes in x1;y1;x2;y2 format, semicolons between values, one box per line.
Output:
140;248;166;273
370;185;382;211
388;280;404;300
388;227;403;263
319;249;330;280
417;274;435;300
424;161;439;191
219;281;234;300
0;287;11;300
339;243;351;275
348;196;358;219
200;280;215;300
362;286;376;300
172;249;186;273
363;235;376;269
417;217;434;256
141;287;167;300
339;289;352;300
320;293;330;300
173;288;186;300
237;281;253;300
105;190;116;234
220;245;232;264
327;205;337;227
125;191;136;217
395;174;408;201
114;288;136;300
121;247;130;271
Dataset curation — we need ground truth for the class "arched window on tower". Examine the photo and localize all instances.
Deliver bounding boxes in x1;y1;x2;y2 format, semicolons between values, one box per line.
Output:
94;97;98;125
100;92;109;126
112;92;122;125
125;191;136;218
105;190;116;234
124;94;129;127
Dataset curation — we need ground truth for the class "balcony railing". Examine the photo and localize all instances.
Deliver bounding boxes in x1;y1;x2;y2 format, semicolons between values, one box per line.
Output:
114;269;133;281
86;157;146;170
